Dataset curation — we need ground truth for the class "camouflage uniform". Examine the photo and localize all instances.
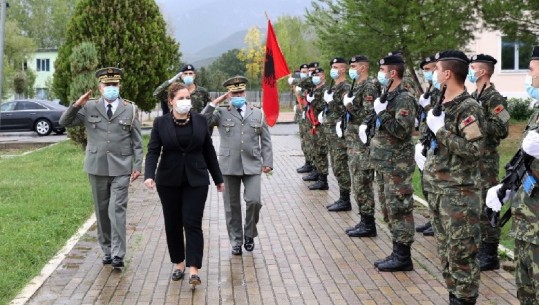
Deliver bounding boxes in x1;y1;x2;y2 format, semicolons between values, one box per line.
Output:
298;78;316;169
153;80;211;113
306;84;329;177
472;84;509;245
322;81;351;194
512;107;539;305
370;83;416;246
423;91;484;302
345;78;378;215
402;75;419;98
418;87;441;202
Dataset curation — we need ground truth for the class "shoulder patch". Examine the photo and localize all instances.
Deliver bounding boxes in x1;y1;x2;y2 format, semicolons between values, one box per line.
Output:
399;109;409;116
493;104;504;114
493;104;511;123
365;96;374;102
459;115;482;141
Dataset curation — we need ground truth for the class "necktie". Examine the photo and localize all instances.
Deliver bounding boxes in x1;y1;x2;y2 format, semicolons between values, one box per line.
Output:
107;104;113;119
237;108;242;117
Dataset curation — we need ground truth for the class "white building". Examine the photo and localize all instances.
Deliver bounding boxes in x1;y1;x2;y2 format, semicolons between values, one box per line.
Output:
28;48;58;100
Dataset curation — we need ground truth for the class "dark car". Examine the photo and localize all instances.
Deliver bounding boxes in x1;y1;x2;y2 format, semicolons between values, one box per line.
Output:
0;100;67;136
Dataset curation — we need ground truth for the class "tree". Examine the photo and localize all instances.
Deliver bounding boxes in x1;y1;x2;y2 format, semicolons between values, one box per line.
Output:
480;1;539;44
209;49;247;78
306;0;479;90
7;0;81;48
52;0;181;112
2;20;37;99
67;42;99;149
237;27;265;89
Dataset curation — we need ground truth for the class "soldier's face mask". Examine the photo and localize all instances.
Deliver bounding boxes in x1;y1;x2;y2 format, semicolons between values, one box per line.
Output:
423;71;433;82
348;68;359;80
377;71;389;86
467;68;478;84
432;71;440;90
525;75;539;100
103;85;120;101
182;75;195;85
312;76;321;85
330;68;339;80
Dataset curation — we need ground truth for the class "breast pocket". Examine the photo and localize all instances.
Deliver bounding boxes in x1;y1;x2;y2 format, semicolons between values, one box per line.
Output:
222;121;235;135
118;117;132;131
87;116;102;129
249;122;262;135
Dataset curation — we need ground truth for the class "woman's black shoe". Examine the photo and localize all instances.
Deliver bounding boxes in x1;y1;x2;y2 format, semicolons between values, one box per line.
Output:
171;268;185;281
189;274;201;290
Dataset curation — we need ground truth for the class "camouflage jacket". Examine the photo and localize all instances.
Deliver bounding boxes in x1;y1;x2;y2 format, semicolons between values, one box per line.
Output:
423;91;485;194
418;87;441;142
298;77;315;91
370;83;416;168
305;83;327;128
324;80;351;125
512;108;539;244
345;77;379;126
471;84;509;151
152;80;211;113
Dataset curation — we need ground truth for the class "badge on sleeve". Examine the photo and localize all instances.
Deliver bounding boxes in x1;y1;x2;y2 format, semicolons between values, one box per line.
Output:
492;105;510;123
365;96;374;102
459;115;482;141
399;109;409;116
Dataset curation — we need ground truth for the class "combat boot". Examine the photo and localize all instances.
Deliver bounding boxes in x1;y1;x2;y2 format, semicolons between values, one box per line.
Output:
374;242;397;268
449;293;476;305
415;221;431;233
479;242;500;271
347;214;377;237
422;226;434;236
308;175;329;190
377;243;413;272
297;162;314;173
302;171;318;181
327;190;352;212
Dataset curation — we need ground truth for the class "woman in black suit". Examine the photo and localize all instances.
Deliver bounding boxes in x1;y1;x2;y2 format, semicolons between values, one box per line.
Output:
144;82;224;288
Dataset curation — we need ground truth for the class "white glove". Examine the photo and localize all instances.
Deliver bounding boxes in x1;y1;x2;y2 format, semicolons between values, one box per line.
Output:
336;121;343;138
324;90;334;103
288;77;294;85
168;72;183;84
306;93;315;103
293;105;297;113
522;131;539;158
301;111;305;120
295;86;302;94
529;99;539;109
414;118;419;128
359;124;368;144
426;109;445;134
373;97;387;114
486;184;511;212
318;112;324;124
414;143;426;171
418;95;431;108
343;95;354;107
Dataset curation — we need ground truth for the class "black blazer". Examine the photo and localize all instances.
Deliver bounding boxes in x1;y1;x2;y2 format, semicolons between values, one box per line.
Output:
145;112;223;187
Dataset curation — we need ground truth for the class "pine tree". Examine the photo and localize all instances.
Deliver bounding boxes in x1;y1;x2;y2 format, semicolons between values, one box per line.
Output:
52;0;180;112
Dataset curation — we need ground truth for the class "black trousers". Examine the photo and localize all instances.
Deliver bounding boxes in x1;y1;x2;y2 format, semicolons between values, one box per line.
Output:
157;184;208;268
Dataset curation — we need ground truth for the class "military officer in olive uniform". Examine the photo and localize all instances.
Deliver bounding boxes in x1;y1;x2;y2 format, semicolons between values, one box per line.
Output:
202;76;273;256
467;54;510;272
60;67;143;268
153;64;211;114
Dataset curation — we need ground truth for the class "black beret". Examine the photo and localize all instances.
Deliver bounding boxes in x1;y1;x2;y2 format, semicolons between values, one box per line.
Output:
330;57;346;65
470;54;497;65
379;54;405;65
531;46;539;60
313;68;325;74
419;55;436;69
435;50;470;64
349;55;369;64
300;63;308;69
180;64;196;72
307;62;319;69
95;67;122;83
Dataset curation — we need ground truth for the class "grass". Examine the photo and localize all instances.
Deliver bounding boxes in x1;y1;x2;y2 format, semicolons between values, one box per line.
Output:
411;122;526;251
0;141;93;305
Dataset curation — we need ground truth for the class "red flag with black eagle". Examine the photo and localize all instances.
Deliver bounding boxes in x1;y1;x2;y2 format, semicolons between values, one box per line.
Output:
262;19;290;126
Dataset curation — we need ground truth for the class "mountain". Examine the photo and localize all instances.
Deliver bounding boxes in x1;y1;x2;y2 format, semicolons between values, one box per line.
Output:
156;0;311;55
183;30;248;64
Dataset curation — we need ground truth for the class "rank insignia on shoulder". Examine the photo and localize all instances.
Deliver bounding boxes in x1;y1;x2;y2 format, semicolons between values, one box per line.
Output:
399;109;409;116
459;115;482;141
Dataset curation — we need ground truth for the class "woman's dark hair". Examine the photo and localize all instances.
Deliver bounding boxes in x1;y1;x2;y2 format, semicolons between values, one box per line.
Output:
168;82;188;102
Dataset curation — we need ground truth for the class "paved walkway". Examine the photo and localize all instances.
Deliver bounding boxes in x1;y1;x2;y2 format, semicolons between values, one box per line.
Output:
19;130;518;305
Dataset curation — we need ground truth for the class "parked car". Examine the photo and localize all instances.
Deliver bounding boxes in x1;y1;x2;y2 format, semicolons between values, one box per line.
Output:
0;100;67;136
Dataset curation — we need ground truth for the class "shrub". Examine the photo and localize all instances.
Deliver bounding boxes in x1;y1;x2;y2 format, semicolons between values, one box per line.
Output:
507;97;534;121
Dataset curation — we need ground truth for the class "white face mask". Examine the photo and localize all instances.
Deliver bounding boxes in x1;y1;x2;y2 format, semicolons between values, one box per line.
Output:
174;99;191;114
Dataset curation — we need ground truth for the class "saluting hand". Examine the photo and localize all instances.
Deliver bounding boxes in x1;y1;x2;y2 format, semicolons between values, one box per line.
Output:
212;92;230;106
74;90;92;107
216;183;225;192
144;178;155;190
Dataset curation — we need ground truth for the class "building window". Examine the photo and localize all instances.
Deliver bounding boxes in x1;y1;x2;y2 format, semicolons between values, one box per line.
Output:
36;88;49;100
501;37;533;71
36;58;50;72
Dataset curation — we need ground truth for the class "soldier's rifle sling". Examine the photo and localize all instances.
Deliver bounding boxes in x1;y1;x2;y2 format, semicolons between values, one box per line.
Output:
347;79;356;98
423;82;433;99
421;84;446;156
476;83;487;103
327;79;335;94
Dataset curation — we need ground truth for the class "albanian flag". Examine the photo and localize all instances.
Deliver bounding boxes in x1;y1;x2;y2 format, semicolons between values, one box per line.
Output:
262;19;290;126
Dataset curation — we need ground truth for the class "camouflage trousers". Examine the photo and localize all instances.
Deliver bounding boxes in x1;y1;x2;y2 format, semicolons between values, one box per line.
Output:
299;118;313;164
515;239;539;305
375;171;388;222
430;192;481;301
307;125;329;175
347;145;374;215
479;152;501;244
324;124;351;192
375;166;415;245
